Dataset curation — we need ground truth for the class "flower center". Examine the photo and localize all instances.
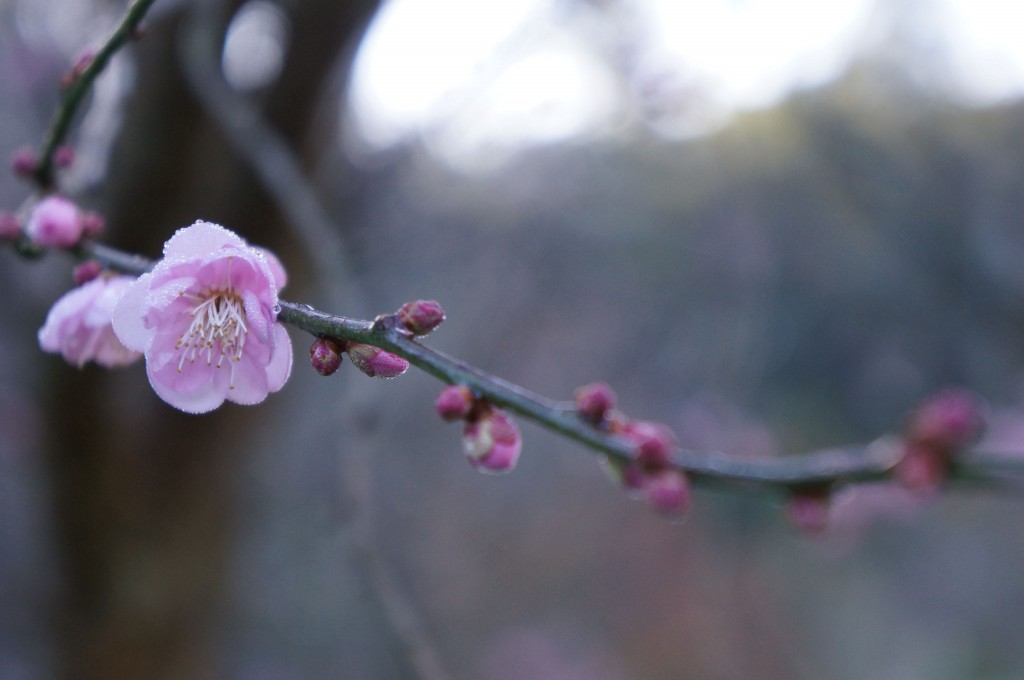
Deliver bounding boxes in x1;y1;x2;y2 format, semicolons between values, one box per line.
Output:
175;288;249;386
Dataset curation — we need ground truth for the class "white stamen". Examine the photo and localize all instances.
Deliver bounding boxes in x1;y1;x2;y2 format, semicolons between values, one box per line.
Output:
175;287;248;374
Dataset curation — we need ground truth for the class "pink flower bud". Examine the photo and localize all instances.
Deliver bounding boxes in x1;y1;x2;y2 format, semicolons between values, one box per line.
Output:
462;409;522;473
396;299;446;335
436;385;474;421
346;343;409;379
0;211;20;240
11;148;37;178
622;420;677;471
574;381;616;424
81;211;105;238
907;388;984;453
72;260;103;285
25;196;83;248
309;337;343;376
61;51;94;89
785;490;830;534
893;442;946;494
643;469;691;519
53;145;75;168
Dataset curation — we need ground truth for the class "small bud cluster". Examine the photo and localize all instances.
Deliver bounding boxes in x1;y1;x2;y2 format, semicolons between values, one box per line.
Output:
61;51;95;90
307;337;409;379
894;388;985;493
574;381;690;519
435;385;522;474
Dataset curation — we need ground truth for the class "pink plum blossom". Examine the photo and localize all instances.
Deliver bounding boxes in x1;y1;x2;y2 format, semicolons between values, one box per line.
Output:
38;275;142;368
25;195;83;248
112;221;293;413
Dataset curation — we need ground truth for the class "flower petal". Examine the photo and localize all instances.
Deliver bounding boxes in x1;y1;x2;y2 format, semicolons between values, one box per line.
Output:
163;220;246;261
264;324;293;393
112;273;155;352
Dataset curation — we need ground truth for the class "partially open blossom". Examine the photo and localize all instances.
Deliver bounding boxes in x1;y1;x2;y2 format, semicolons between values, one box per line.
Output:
39;275;141;368
309;337;343;376
396;299;445;336
463;408;522;473
436;385;474;421
0;211;20;240
25;195;83;248
346;343;409;379
574;381;616;424
112;221;293;413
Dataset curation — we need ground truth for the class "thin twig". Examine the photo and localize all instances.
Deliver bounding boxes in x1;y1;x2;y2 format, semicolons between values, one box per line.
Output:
71;239;1024;493
34;0;157;189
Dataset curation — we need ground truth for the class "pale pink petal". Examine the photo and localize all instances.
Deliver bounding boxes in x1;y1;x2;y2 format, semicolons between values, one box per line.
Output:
254;247;287;290
242;289;270;343
162;220;245;261
225;356;270;405
112;273;155;352
264;324;293;392
149;366;228;414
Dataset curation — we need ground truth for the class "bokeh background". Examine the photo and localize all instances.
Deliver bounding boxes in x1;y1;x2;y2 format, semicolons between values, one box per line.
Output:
3;0;1024;678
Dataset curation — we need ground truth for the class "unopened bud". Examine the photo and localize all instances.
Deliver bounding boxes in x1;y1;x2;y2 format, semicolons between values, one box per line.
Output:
61;51;94;89
53;145;75;168
347;343;409;379
622;420;677;471
574;381;616;424
11;148;37;178
25;195;83;248
894;442;946;494
462;409;522;474
785;490;830;534
72;260;103;285
0;211;20;240
643;469;691;519
80;211;105;238
907;388;984;453
436;385;474;421
309;337;343;376
396;299;446;335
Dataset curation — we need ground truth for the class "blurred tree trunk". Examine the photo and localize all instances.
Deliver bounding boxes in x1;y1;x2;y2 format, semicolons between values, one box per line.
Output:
46;1;381;678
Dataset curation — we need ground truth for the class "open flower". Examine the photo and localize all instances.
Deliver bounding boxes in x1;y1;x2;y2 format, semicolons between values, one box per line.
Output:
38;274;142;368
112;221;292;413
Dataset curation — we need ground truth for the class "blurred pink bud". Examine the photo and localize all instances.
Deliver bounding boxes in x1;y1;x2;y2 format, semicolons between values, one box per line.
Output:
346;343;409;379
309;337;343;376
622;420;677;470
785;491;831;534
53;145;75;168
462;409;522;474
894;443;946;494
436;385;474;421
0;211;20;240
72;260;103;285
907;388;984;452
574;381;616;424
61;51;94;89
643;469;691;518
39;275;142;368
25;195;83;248
396;299;445;335
81;211;105;238
11;148;37;178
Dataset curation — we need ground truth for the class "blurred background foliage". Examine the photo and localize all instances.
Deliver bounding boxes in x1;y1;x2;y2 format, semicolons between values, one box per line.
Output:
3;0;1024;678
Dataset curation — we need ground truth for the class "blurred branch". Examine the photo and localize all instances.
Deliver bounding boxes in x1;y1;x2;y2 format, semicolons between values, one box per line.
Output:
177;0;354;294
34;0;157;189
